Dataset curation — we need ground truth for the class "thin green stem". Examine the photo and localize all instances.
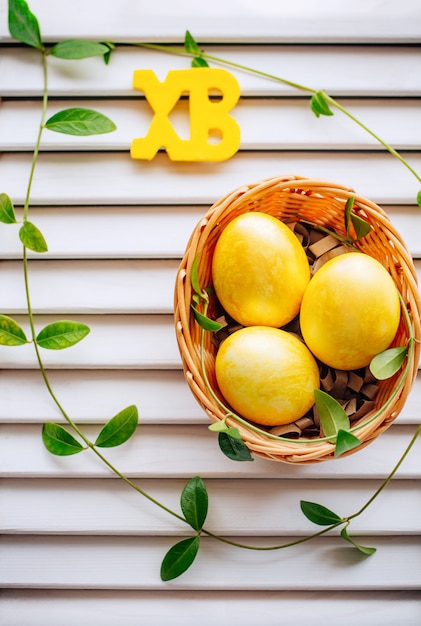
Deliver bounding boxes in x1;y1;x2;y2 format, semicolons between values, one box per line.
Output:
137;42;317;94
204;420;420;552
23;240;186;522
23;50;49;222
25;277;186;523
89;446;186;523
202;520;344;551
136;42;420;191
323;93;421;185
23;252;74;425
347;422;421;521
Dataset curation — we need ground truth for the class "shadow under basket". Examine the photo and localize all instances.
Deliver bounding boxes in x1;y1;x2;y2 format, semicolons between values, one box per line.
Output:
174;175;421;464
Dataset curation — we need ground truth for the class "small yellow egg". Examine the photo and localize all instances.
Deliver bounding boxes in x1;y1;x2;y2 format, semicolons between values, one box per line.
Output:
212;212;310;327
300;252;401;370
215;326;320;426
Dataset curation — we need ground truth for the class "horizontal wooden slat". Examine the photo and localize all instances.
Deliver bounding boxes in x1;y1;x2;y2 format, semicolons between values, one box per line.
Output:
2;152;420;206
2;98;421;152
0;369;419;426
1;46;421;97
0;258;419;313
0;314;179;369
1;0;420;43
0;205;203;259
0;205;420;260
0;369;202;424
387;207;421;258
0;259;178;314
1;589;420;626
2;477;420;535
1;535;420;589
0;423;420;479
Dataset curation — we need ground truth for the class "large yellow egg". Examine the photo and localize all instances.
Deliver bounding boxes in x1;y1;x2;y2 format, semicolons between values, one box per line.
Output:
212;212;310;327
215;326;320;426
300;252;401;370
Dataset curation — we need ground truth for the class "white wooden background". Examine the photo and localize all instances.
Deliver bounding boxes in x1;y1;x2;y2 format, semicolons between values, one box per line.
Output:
1;0;421;623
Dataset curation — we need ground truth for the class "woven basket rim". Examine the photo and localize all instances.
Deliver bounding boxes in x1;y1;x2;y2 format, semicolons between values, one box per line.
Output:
174;174;421;464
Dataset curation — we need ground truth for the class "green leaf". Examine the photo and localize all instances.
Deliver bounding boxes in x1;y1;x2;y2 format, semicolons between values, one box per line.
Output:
184;30;201;55
224;426;242;439
19;221;48;252
191;306;223;331
184;30;209;68
344;196;371;241
344;196;354;238
50;40;110;59
310;91;334;118
369;346;407;380
8;0;43;49
300;500;342;526
0;193;17;224
160;536;200;581
94;405;138;448
180;476;208;531
190;254;202;295
314;389;350;439
334;429;361;457
218;432;254;462
0;314;28;346
208;422;242;440
42;422;84;456
102;42;115;65
36;320;90;350
350;212;371;240
417;190;421;207
45;108;116;136
208;421;228;432
192;56;209;68
340;527;377;556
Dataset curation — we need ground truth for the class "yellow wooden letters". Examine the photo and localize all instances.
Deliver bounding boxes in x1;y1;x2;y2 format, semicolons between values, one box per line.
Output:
131;68;241;162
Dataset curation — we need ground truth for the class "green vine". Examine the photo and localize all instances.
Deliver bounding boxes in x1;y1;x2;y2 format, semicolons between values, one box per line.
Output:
141;32;421;197
1;0;420;581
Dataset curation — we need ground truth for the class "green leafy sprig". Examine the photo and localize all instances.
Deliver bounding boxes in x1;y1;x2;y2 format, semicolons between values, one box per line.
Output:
3;0;420;581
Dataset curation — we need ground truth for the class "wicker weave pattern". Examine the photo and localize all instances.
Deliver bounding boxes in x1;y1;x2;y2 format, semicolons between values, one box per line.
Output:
174;175;421;463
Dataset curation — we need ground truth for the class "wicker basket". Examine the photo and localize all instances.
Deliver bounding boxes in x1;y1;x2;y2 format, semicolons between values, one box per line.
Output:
174;175;421;464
